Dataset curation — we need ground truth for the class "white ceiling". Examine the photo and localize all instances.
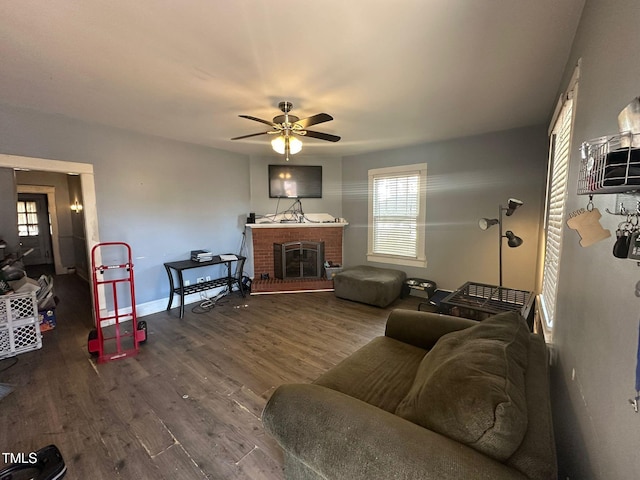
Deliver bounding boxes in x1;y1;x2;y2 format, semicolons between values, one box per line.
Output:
0;0;585;157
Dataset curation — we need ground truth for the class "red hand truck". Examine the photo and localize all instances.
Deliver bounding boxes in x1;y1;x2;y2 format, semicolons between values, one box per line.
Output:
87;242;146;363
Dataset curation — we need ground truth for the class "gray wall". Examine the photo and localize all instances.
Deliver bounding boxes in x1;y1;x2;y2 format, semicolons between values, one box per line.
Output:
342;125;548;292
0;167;18;255
0;103;250;307
551;0;640;478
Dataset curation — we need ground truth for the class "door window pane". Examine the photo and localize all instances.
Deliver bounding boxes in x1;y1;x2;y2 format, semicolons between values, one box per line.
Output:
16;201;39;236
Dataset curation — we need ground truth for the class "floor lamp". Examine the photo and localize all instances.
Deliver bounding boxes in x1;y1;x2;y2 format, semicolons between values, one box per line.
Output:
479;198;524;286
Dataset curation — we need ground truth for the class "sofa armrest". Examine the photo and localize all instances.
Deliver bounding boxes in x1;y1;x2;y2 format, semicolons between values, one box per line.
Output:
384;309;478;350
262;384;528;480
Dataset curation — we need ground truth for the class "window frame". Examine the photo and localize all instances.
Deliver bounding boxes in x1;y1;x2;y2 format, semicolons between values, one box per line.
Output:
367;163;427;268
539;63;580;342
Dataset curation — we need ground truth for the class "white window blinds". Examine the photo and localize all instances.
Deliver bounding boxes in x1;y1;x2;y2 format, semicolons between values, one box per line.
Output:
367;163;427;267
540;92;574;332
372;173;419;257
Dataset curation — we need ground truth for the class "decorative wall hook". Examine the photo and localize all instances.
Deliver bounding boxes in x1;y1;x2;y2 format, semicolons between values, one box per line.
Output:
605;200;640;216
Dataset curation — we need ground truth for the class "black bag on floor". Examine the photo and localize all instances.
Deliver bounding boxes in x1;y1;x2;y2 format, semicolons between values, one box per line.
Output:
0;444;66;480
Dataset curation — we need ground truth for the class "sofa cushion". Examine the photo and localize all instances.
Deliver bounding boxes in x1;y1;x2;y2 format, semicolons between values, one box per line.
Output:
395;311;530;461
314;336;427;413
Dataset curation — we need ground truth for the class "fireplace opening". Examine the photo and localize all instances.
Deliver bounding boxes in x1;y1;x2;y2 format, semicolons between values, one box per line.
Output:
274;241;324;280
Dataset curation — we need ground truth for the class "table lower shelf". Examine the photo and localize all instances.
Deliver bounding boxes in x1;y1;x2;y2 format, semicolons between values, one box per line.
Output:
175;277;235;296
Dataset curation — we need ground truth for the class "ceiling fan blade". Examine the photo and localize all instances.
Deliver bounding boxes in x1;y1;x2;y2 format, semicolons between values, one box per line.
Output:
239;115;278;128
295;113;333;129
301;130;341;142
231;132;270;140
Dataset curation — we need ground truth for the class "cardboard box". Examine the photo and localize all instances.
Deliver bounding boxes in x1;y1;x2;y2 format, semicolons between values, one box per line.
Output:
9;276;40;294
39;308;56;332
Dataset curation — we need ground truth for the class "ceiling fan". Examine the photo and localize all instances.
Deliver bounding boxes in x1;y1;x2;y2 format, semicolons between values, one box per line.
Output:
231;101;340;160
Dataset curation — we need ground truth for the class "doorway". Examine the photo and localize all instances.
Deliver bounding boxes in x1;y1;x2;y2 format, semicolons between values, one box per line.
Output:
0;153;102;316
17;193;54;267
0;154;99;258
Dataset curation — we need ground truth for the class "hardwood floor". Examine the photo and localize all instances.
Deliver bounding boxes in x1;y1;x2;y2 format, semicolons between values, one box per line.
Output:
0;273;422;479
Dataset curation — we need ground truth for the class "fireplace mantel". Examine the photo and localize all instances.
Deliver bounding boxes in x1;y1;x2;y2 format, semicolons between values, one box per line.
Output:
246;221;348;229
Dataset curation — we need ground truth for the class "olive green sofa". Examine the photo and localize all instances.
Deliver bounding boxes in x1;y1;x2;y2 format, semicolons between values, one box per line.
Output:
262;309;557;480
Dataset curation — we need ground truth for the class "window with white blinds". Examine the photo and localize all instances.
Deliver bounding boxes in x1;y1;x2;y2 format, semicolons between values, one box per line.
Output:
367;164;427;267
539;66;578;338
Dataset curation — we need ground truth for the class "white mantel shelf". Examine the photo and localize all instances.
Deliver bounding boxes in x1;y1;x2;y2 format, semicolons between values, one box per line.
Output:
246;222;348;229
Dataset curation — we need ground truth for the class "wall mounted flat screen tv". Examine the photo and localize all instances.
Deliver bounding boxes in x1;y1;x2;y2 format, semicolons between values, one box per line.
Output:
269;165;322;198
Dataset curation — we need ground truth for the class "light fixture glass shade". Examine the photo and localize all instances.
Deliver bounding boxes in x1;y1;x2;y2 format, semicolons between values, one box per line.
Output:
478;218;499;230
271;136;286;154
271;135;303;155
505;230;523;247
289;136;302;154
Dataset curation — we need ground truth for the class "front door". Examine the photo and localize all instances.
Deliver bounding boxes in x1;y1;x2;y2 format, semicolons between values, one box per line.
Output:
17;193;53;265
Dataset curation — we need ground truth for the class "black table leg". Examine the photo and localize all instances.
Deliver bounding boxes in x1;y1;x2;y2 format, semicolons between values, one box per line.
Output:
177;270;185;319
165;264;175;311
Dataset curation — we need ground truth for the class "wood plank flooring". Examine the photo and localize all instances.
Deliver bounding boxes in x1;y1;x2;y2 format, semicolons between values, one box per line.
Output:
0;273;421;479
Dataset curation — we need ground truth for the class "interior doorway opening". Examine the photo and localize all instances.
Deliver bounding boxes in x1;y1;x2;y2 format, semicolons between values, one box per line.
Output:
1;155;99;268
0;153;101;319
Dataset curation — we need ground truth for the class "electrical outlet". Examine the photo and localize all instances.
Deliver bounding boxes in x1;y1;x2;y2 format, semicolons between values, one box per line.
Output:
205;276;211;281
197;277;205;284
184;280;190;286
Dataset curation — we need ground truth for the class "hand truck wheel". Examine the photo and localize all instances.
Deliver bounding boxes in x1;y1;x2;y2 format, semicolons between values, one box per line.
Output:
87;329;99;357
137;320;148;344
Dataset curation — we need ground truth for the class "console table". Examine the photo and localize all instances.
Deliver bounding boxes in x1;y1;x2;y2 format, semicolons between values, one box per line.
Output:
164;255;246;318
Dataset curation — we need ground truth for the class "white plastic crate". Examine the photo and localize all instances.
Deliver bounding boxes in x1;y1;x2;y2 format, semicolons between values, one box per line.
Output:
0;291;42;359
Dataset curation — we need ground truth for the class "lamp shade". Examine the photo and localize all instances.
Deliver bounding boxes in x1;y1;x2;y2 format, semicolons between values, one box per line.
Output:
505;230;523;247
505;198;524;216
478;218;499;230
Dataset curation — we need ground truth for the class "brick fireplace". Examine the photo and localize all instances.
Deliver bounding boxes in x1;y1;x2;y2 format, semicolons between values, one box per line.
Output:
247;224;345;293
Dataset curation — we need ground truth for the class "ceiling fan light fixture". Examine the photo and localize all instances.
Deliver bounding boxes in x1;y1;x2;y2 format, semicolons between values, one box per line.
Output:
271;135;302;155
232;102;339;154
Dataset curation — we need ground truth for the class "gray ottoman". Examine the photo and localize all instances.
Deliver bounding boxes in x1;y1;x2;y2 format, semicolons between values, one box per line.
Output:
334;265;406;307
